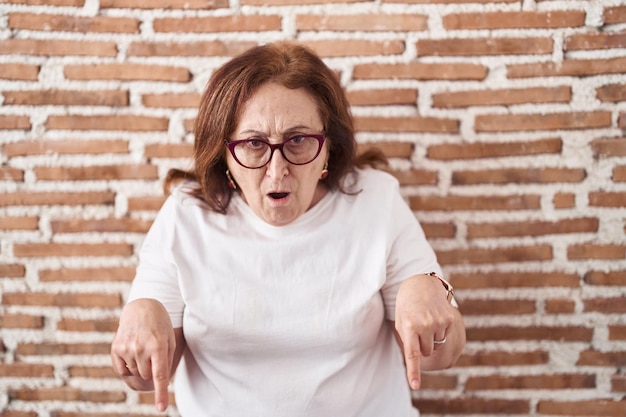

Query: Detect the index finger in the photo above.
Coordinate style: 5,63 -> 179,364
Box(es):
151,351 -> 170,412
403,336 -> 422,390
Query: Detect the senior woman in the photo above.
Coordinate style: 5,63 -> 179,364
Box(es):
111,42 -> 465,417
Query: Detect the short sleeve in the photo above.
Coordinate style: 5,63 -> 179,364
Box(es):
380,182 -> 442,320
127,196 -> 185,327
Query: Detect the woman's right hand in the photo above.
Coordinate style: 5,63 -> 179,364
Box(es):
111,298 -> 178,412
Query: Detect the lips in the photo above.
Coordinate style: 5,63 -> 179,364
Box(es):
268,192 -> 289,200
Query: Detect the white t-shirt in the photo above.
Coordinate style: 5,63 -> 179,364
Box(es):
128,168 -> 442,417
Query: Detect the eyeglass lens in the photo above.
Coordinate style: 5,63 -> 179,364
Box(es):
232,135 -> 323,168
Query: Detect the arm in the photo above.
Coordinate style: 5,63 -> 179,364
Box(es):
393,273 -> 466,389
111,298 -> 186,412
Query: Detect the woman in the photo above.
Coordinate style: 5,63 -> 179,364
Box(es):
111,42 -> 465,417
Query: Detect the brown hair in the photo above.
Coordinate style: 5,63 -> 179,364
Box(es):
165,41 -> 386,213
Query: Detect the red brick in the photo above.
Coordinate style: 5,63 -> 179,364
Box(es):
303,39 -> 405,57
589,191 -> 626,207
459,299 -> 536,316
64,63 -> 190,82
604,6 -> 626,24
354,116 -> 459,133
592,137 -> 626,157
584,297 -> 626,314
0,63 -> 40,80
1,191 -> 115,207
3,292 -> 121,308
0,166 -> 24,181
450,271 -> 580,289
565,32 -> 626,51
154,15 -> 282,33
45,115 -> 169,131
443,11 -> 585,30
57,318 -> 118,332
537,399 -> 626,416
129,40 -> 254,57
3,89 -> 128,106
357,141 -> 414,158
4,139 -> 129,156
466,373 -> 595,390
9,387 -> 125,403
34,164 -> 158,181
467,326 -> 592,342
433,86 -> 570,108
245,0 -> 360,4
609,326 -> 626,341
567,244 -> 626,260
353,62 -> 487,80
420,374 -> 457,390
553,192 -> 576,209
417,37 -> 552,56
577,350 -> 626,367
453,167 -> 586,185
545,298 -> 576,314
409,194 -> 541,211
415,397 -> 530,414
467,217 -> 597,239
8,13 -> 139,33
347,88 -> 417,106
13,243 -> 133,258
127,196 -> 167,212
68,365 -> 117,379
475,111 -> 611,132
3,0 -> 84,4
0,216 -> 38,230
0,39 -> 117,57
144,143 -> 193,158
421,222 -> 456,239
507,57 -> 626,78
614,163 -> 626,181
0,362 -> 54,377
607,81 -> 626,99
0,115 -> 31,130
388,169 -> 438,186
101,0 -> 228,8
297,14 -> 427,32
51,218 -> 152,233
142,93 -> 201,109
0,263 -> 26,278
428,137 -> 562,159
585,270 -> 626,286
39,267 -> 135,282
0,314 -> 44,329
611,374 -> 626,392
456,350 -> 549,367
437,245 -> 552,265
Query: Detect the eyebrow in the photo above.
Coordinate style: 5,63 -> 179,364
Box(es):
238,125 -> 317,137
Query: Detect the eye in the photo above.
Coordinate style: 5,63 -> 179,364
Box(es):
289,135 -> 307,144
245,139 -> 267,150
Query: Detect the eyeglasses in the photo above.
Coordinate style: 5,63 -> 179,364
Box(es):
226,134 -> 325,169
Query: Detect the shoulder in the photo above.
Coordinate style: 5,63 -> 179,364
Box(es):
354,167 -> 400,193
169,180 -> 209,209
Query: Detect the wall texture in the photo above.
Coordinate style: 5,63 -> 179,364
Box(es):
1,0 -> 625,416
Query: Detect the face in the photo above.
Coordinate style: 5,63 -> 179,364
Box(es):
226,82 -> 329,227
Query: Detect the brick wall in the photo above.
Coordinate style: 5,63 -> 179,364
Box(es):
0,0 -> 625,416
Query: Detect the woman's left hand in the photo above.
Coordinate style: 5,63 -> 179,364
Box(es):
394,274 -> 465,390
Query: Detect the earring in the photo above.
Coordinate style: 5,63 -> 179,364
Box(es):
226,169 -> 237,190
320,162 -> 329,180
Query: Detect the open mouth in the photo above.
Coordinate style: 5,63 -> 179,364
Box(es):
268,192 -> 289,200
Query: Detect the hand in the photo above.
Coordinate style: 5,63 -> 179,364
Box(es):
394,274 -> 457,390
111,298 -> 176,412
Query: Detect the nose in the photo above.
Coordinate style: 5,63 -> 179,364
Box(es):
265,147 -> 289,179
